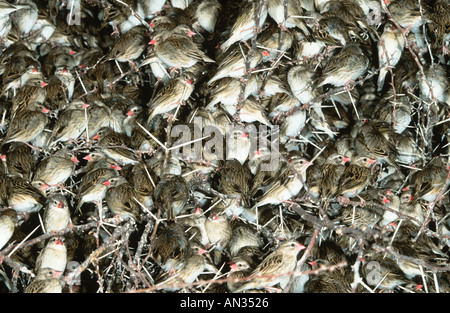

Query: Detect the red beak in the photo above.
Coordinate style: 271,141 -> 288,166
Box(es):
71,157 -> 79,163
83,155 -> 92,161
342,156 -> 350,163
57,201 -> 64,209
102,180 -> 110,186
149,39 -> 156,45
126,110 -> 134,116
56,238 -> 63,245
41,81 -> 49,87
295,243 -> 306,251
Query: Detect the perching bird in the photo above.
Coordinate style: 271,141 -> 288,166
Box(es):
377,22 -> 405,92
24,268 -> 63,293
316,42 -> 369,88
0,209 -> 18,250
35,236 -> 67,272
153,174 -> 190,221
219,0 -> 268,52
233,240 -> 305,293
103,25 -> 149,64
253,152 -> 312,210
149,24 -> 215,71
32,151 -> 79,190
204,210 -> 232,264
104,175 -> 140,221
43,193 -> 70,233
147,71 -> 196,121
156,241 -> 216,291
333,155 -> 376,199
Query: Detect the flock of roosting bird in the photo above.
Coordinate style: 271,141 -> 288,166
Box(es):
0,0 -> 449,293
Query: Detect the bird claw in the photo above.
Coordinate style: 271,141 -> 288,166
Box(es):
338,196 -> 350,207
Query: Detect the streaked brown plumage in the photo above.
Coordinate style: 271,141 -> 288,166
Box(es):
233,240 -> 305,293
105,175 -> 140,220
153,174 -> 190,221
24,268 -> 63,293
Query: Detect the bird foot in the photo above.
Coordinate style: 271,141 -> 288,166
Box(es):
169,66 -> 181,77
344,79 -> 356,92
337,196 -> 350,207
264,286 -> 282,293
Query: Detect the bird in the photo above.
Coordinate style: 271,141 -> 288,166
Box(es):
3,142 -> 35,179
386,0 -> 429,33
223,97 -> 272,126
75,170 -> 119,213
103,25 -> 149,64
219,0 -> 268,52
216,159 -> 253,208
373,96 -> 412,135
267,0 -> 310,34
227,255 -> 254,292
7,175 -> 47,214
24,268 -> 63,293
398,187 -> 425,226
32,151 -> 79,190
151,222 -> 190,273
0,209 -> 18,250
156,241 -> 216,292
315,42 -> 369,88
95,126 -> 141,166
417,63 -> 450,106
127,162 -> 156,208
221,127 -> 252,166
228,223 -> 265,258
333,155 -> 377,200
11,77 -> 48,116
319,153 -> 351,204
233,240 -> 305,293
352,121 -> 400,170
47,100 -> 89,147
312,15 -> 352,46
147,71 -> 196,121
207,47 -> 263,85
253,152 -> 312,210
377,22 -> 405,92
304,259 -> 351,293
11,0 -> 38,37
149,24 -> 215,71
43,193 -> 70,233
410,157 -> 448,205
104,175 -> 140,221
362,251 -> 413,292
153,174 -> 190,221
287,64 -> 322,119
192,0 -> 222,34
35,236 -> 68,273
2,102 -> 50,145
204,210 -> 232,265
